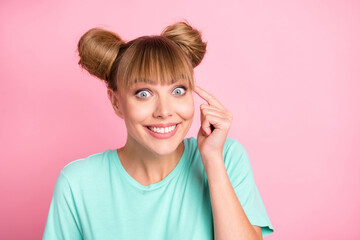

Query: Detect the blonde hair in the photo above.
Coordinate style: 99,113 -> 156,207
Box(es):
77,20 -> 207,92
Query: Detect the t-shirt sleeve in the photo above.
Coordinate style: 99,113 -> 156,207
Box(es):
223,138 -> 274,238
43,170 -> 83,240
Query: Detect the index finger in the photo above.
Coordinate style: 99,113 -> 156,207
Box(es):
193,85 -> 225,109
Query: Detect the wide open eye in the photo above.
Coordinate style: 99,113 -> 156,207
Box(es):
135,89 -> 152,99
172,86 -> 187,96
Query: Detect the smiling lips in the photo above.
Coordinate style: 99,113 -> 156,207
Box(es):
145,123 -> 179,139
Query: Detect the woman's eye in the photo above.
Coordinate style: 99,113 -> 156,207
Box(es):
135,90 -> 152,99
172,86 -> 187,96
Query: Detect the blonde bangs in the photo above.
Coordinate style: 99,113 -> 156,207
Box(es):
117,36 -> 194,91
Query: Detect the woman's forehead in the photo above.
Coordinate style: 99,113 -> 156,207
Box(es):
124,76 -> 191,87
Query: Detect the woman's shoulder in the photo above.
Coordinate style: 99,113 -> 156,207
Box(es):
60,149 -> 114,180
223,137 -> 247,154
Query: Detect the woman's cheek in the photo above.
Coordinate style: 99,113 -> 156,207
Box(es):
125,101 -> 153,122
178,96 -> 195,120
137,107 -> 153,121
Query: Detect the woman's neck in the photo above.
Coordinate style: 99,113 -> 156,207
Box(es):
117,138 -> 184,186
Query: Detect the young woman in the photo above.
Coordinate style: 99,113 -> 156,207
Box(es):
43,21 -> 273,239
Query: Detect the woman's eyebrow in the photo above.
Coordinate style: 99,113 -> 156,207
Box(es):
133,78 -> 187,86
145,79 -> 180,85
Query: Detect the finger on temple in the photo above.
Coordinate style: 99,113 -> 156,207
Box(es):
194,85 -> 225,109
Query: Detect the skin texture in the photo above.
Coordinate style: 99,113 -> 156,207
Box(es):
107,80 -> 194,184
108,82 -> 263,239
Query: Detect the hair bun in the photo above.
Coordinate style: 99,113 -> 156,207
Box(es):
161,21 -> 207,68
78,28 -> 125,81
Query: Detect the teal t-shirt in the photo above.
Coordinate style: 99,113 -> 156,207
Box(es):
43,137 -> 274,239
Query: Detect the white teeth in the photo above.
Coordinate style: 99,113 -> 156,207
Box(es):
148,125 -> 177,134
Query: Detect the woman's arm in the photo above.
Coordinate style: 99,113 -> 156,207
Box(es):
205,158 -> 262,240
193,86 -> 264,240
43,171 -> 83,240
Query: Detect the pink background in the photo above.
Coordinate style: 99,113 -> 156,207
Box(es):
1,0 -> 359,239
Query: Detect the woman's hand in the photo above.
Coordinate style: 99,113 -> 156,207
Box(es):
193,85 -> 233,167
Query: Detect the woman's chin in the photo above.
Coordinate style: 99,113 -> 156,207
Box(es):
147,141 -> 184,157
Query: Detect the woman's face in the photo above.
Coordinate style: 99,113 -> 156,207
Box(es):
114,79 -> 194,156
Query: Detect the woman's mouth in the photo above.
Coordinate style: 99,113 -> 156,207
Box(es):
147,124 -> 177,134
145,124 -> 179,139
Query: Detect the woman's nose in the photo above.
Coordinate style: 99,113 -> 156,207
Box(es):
153,95 -> 173,118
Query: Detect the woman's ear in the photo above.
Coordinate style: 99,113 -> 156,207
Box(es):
107,88 -> 124,119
